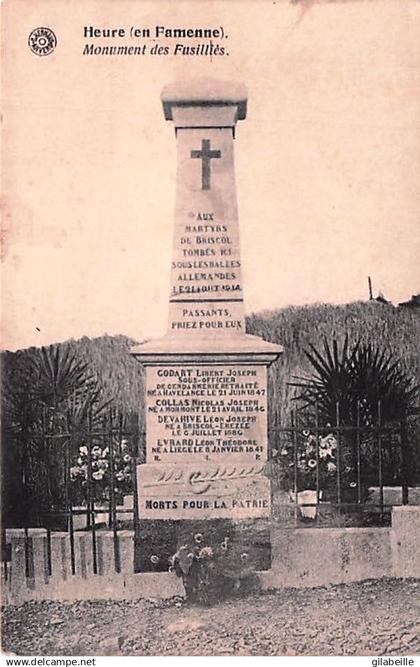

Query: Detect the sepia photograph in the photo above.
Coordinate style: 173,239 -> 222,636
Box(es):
1,0 -> 419,660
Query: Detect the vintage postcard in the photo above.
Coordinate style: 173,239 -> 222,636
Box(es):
1,0 -> 419,660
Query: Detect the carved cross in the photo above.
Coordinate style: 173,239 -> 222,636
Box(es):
190,139 -> 221,190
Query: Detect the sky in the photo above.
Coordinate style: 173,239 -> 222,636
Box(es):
2,0 -> 420,351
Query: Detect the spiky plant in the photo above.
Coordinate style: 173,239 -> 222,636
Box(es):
34,344 -> 94,409
291,336 -> 418,427
348,343 -> 419,425
2,344 -> 111,524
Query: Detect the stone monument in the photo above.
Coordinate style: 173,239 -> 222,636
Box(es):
131,79 -> 282,521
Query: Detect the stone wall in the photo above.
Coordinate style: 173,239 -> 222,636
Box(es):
391,507 -> 420,579
260,527 -> 392,589
3,507 -> 419,605
2,529 -> 183,605
260,507 -> 419,590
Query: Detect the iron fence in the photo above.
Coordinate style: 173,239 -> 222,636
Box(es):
2,408 -> 144,580
1,403 -> 417,580
269,401 -> 416,526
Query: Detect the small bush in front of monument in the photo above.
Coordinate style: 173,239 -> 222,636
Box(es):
170,533 -> 258,606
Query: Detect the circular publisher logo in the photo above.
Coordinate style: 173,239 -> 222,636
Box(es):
28,27 -> 57,56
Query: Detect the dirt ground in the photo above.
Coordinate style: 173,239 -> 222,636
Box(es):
2,578 -> 419,656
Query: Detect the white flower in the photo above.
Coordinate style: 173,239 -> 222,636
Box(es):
198,546 -> 213,559
240,552 -> 248,561
327,435 -> 337,450
280,449 -> 288,456
123,454 -> 131,463
77,457 -> 83,466
349,482 -> 357,488
70,466 -> 80,480
271,448 -> 278,457
303,430 -> 310,437
308,459 -> 317,468
150,554 -> 159,564
327,462 -> 337,472
92,470 -> 104,481
91,446 -> 102,458
194,533 -> 203,544
116,471 -> 125,481
79,446 -> 88,456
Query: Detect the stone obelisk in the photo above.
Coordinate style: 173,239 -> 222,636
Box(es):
131,79 -> 282,520
165,79 -> 246,336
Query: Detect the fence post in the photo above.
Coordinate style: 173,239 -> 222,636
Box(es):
8,529 -> 27,599
356,401 -> 362,504
378,401 -> 384,521
131,412 -> 141,573
315,404 -> 320,511
64,429 -> 76,575
109,412 -> 121,573
335,402 -> 341,518
292,410 -> 298,525
400,414 -> 409,505
86,410 -> 98,574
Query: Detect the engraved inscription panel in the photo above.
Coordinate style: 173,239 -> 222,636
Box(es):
146,365 -> 268,464
138,462 -> 271,520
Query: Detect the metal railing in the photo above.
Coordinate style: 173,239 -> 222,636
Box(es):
2,403 -> 417,580
2,408 -> 144,579
268,401 -> 416,526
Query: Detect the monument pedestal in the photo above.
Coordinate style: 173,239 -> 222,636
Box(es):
132,333 -> 281,521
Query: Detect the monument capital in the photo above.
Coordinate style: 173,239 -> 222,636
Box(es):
161,78 -> 247,129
